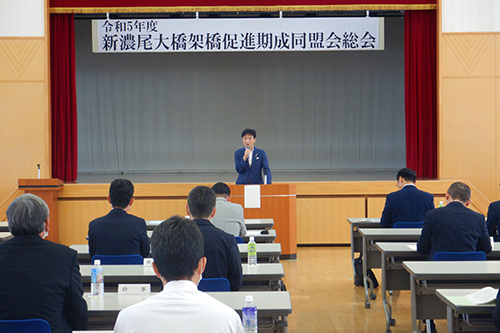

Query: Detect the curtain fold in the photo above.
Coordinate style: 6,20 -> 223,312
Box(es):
404,10 -> 437,179
50,14 -> 78,181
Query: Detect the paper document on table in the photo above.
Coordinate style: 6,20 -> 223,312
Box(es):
147,220 -> 163,226
244,185 -> 261,208
465,286 -> 498,304
407,244 -> 417,251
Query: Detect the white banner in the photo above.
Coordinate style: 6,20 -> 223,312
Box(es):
92,17 -> 384,53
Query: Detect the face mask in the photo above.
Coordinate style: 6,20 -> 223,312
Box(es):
43,231 -> 49,239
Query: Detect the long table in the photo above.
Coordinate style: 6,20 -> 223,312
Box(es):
0,231 -> 13,242
358,228 -> 422,308
145,229 -> 276,243
436,289 -> 497,333
85,291 -> 292,332
80,263 -> 285,292
71,243 -> 281,264
146,218 -> 274,230
374,242 -> 427,332
243,229 -> 277,243
347,217 -> 382,281
375,242 -> 500,332
237,243 -> 281,263
244,218 -> 274,230
0,222 -> 8,232
403,261 -> 500,333
87,229 -> 276,244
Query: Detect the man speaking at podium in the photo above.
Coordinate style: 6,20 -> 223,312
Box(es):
234,128 -> 272,185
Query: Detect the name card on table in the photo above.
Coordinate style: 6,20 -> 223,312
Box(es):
118,284 -> 151,294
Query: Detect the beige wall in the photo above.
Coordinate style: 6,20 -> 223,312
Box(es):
296,180 -> 453,244
438,0 -> 500,201
0,0 -> 51,203
55,180 -> 455,246
1,2 -> 500,244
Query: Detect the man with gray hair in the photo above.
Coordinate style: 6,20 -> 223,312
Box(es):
417,181 -> 492,260
417,182 -> 492,333
0,194 -> 88,333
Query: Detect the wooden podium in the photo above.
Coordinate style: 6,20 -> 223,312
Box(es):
229,184 -> 297,259
18,179 -> 64,243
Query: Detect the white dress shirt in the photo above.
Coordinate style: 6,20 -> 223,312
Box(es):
114,280 -> 244,333
248,148 -> 253,166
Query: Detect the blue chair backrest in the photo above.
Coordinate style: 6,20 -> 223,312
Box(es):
433,251 -> 487,261
393,221 -> 424,228
0,319 -> 52,333
198,278 -> 231,292
235,236 -> 244,244
92,254 -> 144,265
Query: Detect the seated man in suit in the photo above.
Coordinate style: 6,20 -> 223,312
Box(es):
486,200 -> 500,241
114,216 -> 243,333
417,181 -> 492,260
235,128 -> 272,185
187,185 -> 243,291
381,167 -> 435,228
88,178 -> 149,259
0,194 -> 88,333
211,182 -> 247,237
417,181 -> 491,333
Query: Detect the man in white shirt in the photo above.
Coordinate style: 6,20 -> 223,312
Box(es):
113,215 -> 244,333
211,182 -> 247,237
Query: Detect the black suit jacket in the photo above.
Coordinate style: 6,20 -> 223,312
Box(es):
193,219 -> 243,291
0,234 -> 88,333
493,289 -> 500,331
417,201 -> 492,260
486,200 -> 500,241
381,185 -> 435,228
88,209 -> 150,259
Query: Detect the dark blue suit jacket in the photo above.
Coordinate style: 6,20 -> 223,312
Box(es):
486,200 -> 500,241
88,209 -> 150,259
193,219 -> 243,291
493,289 -> 500,331
0,234 -> 88,333
235,147 -> 272,185
380,185 -> 435,228
417,201 -> 492,260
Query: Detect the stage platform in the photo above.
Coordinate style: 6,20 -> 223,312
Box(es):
74,170 -> 397,184
8,171 -> 461,248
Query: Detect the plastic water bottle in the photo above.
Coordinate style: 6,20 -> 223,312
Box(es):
248,236 -> 257,266
91,259 -> 104,297
242,295 -> 258,333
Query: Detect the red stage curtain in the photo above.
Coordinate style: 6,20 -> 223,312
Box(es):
50,14 -> 78,181
405,10 -> 437,179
